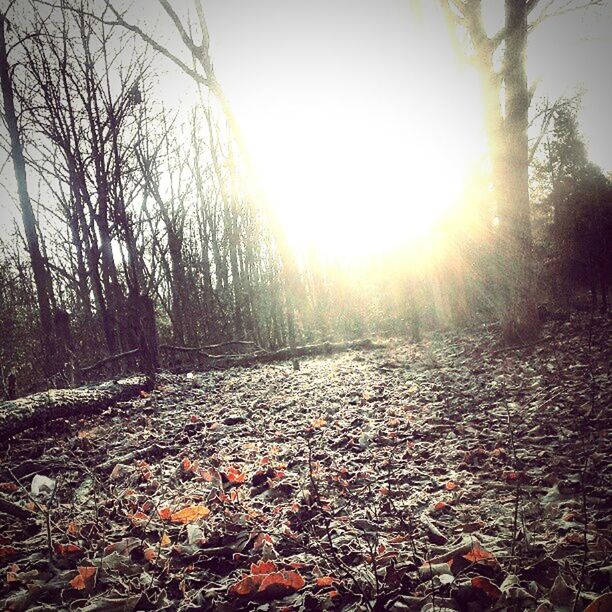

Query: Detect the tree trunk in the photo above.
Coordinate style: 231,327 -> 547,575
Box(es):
499,0 -> 539,342
0,15 -> 57,375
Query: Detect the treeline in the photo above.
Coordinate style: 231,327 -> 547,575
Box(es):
0,2 -> 610,397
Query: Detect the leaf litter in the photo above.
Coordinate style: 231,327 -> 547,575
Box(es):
0,313 -> 610,610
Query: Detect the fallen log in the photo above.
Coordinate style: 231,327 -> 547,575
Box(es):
160,339 -> 259,353
198,338 -> 381,369
0,376 -> 153,440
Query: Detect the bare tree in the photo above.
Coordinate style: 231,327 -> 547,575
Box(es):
439,0 -> 602,342
0,6 -> 57,374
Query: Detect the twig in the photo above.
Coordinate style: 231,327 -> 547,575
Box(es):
0,494 -> 36,520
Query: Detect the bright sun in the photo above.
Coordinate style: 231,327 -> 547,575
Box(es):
244,99 -> 484,263
222,4 -> 488,263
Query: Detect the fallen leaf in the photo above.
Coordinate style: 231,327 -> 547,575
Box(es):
230,575 -> 259,596
316,576 -> 335,587
251,560 -> 277,575
160,533 -> 171,547
70,566 -> 96,590
311,418 -> 327,428
471,576 -> 501,600
463,542 -> 498,567
584,593 -> 612,612
258,570 -> 305,596
128,511 -> 149,526
0,546 -> 18,558
158,507 -> 172,521
226,467 -> 246,484
445,480 -> 459,491
170,505 -> 210,524
6,564 -> 19,583
53,542 -> 83,555
67,522 -> 79,535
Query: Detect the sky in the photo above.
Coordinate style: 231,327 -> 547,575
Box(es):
1,0 -> 611,258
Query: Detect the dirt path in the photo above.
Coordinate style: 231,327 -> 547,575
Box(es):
1,314 -> 610,610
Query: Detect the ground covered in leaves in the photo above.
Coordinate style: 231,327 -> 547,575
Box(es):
1,313 -> 610,611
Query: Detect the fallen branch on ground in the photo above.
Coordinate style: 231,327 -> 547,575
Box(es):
82,338 -> 381,376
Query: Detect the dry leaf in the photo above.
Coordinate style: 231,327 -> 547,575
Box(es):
226,467 -> 246,484
170,505 -> 210,524
70,566 -> 96,590
316,576 -> 335,587
53,542 -> 82,555
159,534 -> 170,548
471,576 -> 501,600
463,542 -> 498,567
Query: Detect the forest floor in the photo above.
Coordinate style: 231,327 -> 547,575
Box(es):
0,312 -> 610,611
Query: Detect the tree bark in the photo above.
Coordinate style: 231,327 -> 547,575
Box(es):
499,0 -> 539,342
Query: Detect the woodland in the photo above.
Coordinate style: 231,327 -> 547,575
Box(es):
0,0 -> 610,610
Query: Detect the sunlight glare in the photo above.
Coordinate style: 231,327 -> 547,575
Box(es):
228,4 -> 487,263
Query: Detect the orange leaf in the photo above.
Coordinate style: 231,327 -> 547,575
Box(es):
251,560 -> 277,575
253,533 -> 273,549
53,543 -> 82,555
316,576 -> 335,587
70,566 -> 96,590
471,576 -> 501,600
445,481 -> 458,491
0,546 -> 18,558
190,415 -> 199,423
258,570 -> 305,595
434,501 -> 448,511
181,458 -> 192,471
289,561 -> 304,569
67,522 -> 79,535
128,511 -> 149,525
6,564 -> 19,583
170,505 -> 210,524
311,418 -> 327,428
158,507 -> 172,521
144,547 -> 157,561
70,574 -> 87,591
227,467 -> 246,484
160,533 -> 171,547
229,575 -> 259,596
463,543 -> 498,567
0,482 -> 18,493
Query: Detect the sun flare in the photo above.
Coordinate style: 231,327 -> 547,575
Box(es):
226,4 -> 488,263
243,98 -> 485,262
